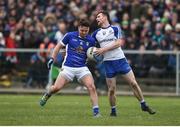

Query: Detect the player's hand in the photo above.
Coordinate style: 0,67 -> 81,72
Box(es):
94,48 -> 105,55
47,57 -> 54,70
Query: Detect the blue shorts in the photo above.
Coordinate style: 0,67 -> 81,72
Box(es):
104,58 -> 132,78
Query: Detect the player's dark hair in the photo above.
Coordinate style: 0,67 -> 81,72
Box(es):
78,18 -> 90,27
96,10 -> 110,22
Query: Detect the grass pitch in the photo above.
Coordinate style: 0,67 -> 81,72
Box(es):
0,94 -> 180,126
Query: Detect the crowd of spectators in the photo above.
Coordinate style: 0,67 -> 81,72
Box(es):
0,0 -> 180,88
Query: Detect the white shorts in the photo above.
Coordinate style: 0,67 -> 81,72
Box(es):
60,66 -> 92,81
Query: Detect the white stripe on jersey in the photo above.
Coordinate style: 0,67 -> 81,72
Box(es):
117,25 -> 121,38
94,25 -> 125,61
62,44 -> 68,67
59,33 -> 68,46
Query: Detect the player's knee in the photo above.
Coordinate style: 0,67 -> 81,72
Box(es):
106,80 -> 113,86
86,84 -> 96,92
108,86 -> 116,95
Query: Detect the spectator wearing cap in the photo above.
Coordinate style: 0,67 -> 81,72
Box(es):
174,23 -> 180,49
164,24 -> 173,49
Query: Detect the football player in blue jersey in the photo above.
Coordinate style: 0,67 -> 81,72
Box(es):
40,19 -> 100,117
92,10 -> 156,116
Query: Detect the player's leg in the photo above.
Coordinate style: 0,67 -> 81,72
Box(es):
78,67 -> 100,117
40,74 -> 69,106
81,75 -> 100,117
122,70 -> 144,101
106,77 -> 117,116
103,60 -> 117,116
122,70 -> 156,114
40,68 -> 73,106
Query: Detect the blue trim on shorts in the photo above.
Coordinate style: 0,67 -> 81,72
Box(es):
104,58 -> 132,78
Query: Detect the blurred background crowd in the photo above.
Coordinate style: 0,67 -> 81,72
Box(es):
0,0 -> 179,89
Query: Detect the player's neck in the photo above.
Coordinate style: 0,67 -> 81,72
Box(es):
78,33 -> 86,38
79,35 -> 86,38
101,22 -> 110,29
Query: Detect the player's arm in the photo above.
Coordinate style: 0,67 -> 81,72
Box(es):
51,42 -> 64,60
47,33 -> 69,69
47,42 -> 64,70
94,26 -> 124,55
95,38 -> 124,55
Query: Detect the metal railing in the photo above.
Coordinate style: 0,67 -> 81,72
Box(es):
124,50 -> 179,95
0,48 -> 179,95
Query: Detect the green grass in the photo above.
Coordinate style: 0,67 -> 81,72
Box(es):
0,94 -> 180,126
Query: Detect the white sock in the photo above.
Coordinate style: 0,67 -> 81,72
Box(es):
140,99 -> 145,103
111,106 -> 116,109
93,105 -> 99,109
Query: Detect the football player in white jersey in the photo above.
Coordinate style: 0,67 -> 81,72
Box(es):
40,19 -> 100,117
92,10 -> 156,116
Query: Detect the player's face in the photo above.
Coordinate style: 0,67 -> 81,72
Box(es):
78,26 -> 89,38
96,13 -> 105,26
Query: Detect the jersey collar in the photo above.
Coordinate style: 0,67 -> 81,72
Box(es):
101,24 -> 111,29
77,32 -> 87,39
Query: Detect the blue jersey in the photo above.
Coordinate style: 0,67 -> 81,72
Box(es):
60,31 -> 95,67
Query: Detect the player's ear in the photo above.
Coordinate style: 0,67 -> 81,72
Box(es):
78,26 -> 80,31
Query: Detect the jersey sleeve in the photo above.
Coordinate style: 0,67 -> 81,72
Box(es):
60,33 -> 70,46
112,26 -> 123,39
91,30 -> 98,42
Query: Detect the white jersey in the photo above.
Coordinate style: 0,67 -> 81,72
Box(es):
92,25 -> 125,61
